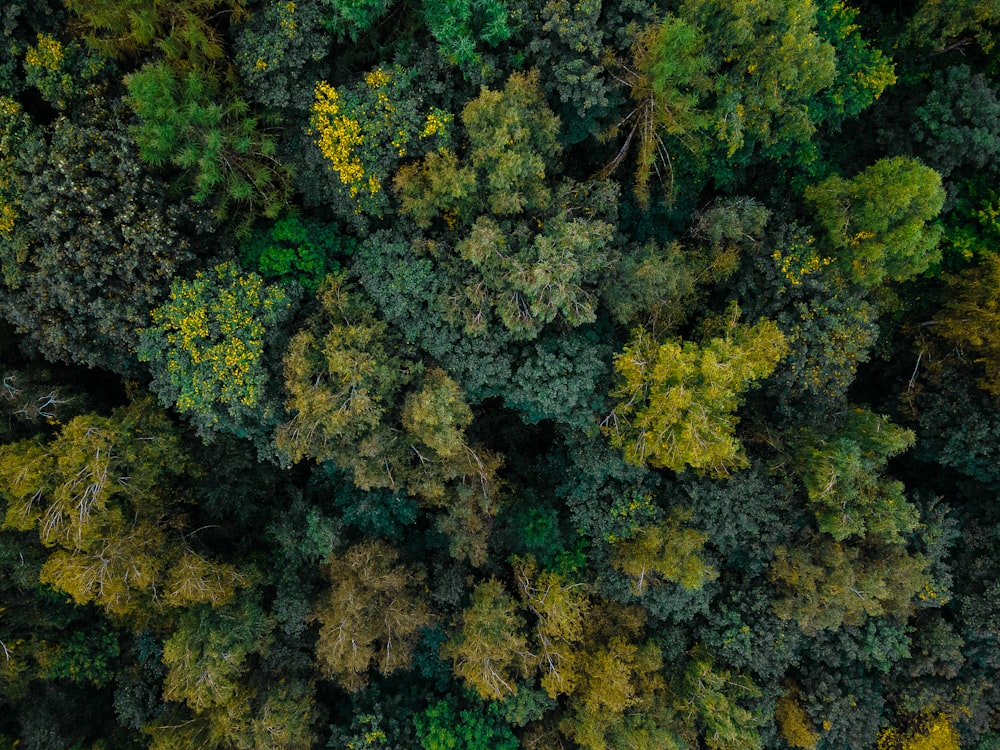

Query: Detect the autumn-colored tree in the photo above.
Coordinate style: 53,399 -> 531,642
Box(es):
513,556 -> 589,698
610,512 -> 717,594
605,305 -> 788,476
64,0 -> 247,64
441,578 -> 535,700
935,252 -> 1000,396
312,540 -> 434,691
0,398 -> 243,623
770,536 -> 931,634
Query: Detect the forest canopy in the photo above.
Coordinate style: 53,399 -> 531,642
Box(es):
1,0 -> 999,749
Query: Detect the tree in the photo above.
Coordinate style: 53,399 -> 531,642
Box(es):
512,556 -> 589,698
770,536 -> 931,634
605,305 -> 788,476
126,61 -> 292,231
0,98 -> 204,372
804,157 -> 946,286
441,578 -> 534,700
240,216 -> 354,293
797,409 -> 919,543
935,253 -> 1000,397
0,397 -> 243,623
138,261 -> 293,452
674,647 -> 763,750
599,15 -> 713,205
308,66 -> 447,220
678,0 -> 836,165
609,513 -> 717,594
64,0 -> 247,64
278,275 -> 502,563
312,540 -> 434,691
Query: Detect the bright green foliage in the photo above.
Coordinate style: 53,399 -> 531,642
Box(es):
935,253 -> 1000,397
804,157 -> 946,286
606,307 -> 788,476
798,409 -> 918,543
770,536 -> 931,634
513,556 -> 590,698
37,628 -> 119,686
64,0 -> 247,63
610,512 -> 717,594
126,62 -> 291,229
320,0 -> 393,41
813,0 -> 896,121
413,699 -> 518,750
312,540 -> 434,691
421,0 -> 512,72
601,15 -> 713,204
675,647 -> 763,750
679,0 -> 836,163
441,578 -> 534,700
139,262 -> 292,445
240,216 -> 352,293
0,99 -> 201,372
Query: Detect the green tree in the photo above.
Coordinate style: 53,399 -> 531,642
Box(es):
599,15 -> 713,205
312,540 -> 434,691
126,61 -> 292,231
240,216 -> 353,293
804,157 -> 946,286
138,261 -> 293,452
413,698 -> 518,750
605,305 -> 788,476
441,578 -> 534,700
674,647 -> 763,750
679,0 -> 836,164
797,409 -> 919,543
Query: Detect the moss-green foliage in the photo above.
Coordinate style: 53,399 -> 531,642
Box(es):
804,157 -> 946,286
